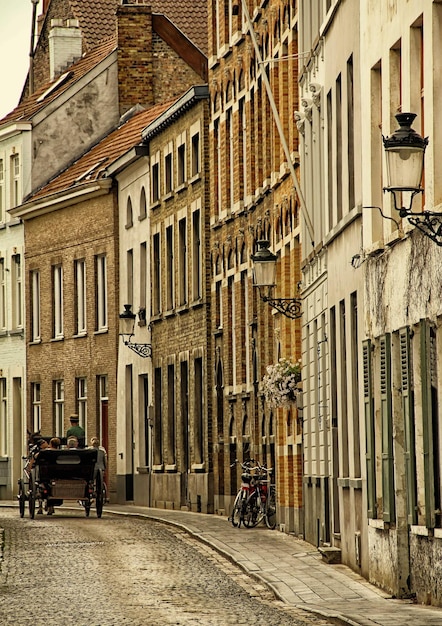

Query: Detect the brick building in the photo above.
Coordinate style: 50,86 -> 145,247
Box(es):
111,86 -> 211,509
208,0 -> 304,532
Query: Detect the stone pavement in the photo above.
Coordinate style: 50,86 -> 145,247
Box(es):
3,501 -> 442,625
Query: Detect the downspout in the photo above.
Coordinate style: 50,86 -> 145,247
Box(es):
239,0 -> 315,247
29,0 -> 40,95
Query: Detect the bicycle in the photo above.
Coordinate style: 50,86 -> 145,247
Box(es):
243,462 -> 277,530
229,459 -> 256,528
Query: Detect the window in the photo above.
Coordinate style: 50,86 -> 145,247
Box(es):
0,159 -> 3,222
0,258 -> 5,331
165,150 -> 173,194
12,254 -> 22,329
140,242 -> 147,312
152,231 -> 161,315
31,270 -> 41,341
192,208 -> 202,300
76,377 -> 87,432
154,367 -> 163,465
152,162 -> 159,203
11,154 -> 20,208
52,264 -> 63,338
95,254 -> 107,331
126,196 -> 133,228
139,187 -> 147,220
167,363 -> 175,465
0,378 -> 6,456
54,380 -> 64,437
166,224 -> 174,310
32,383 -> 41,433
74,260 -> 86,335
178,217 -> 187,305
177,142 -> 186,186
191,131 -> 200,177
194,357 -> 204,464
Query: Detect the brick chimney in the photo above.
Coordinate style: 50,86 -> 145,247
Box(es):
48,19 -> 82,80
117,0 -> 154,116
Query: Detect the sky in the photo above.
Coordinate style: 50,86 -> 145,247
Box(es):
0,0 -> 40,119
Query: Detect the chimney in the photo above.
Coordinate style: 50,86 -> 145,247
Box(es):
48,19 -> 82,80
117,0 -> 154,116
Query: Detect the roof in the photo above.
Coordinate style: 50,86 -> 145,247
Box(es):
1,37 -> 117,126
68,0 -> 119,51
27,98 -> 178,204
150,0 -> 208,55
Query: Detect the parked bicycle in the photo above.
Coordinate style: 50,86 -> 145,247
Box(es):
229,459 -> 256,528
229,459 -> 277,530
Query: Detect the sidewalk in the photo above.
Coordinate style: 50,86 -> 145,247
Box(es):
3,501 -> 442,625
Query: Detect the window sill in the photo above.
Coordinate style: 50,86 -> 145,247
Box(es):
191,463 -> 205,473
51,336 -> 64,342
73,332 -> 87,339
189,173 -> 201,185
164,191 -> 174,202
176,182 -> 187,194
29,338 -> 42,345
138,213 -> 147,222
152,464 -> 164,473
10,328 -> 24,337
150,200 -> 161,210
165,464 -> 177,472
94,328 -> 108,336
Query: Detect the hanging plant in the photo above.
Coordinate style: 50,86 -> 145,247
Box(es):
262,357 -> 301,408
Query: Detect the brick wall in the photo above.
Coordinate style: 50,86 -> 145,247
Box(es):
24,191 -> 119,495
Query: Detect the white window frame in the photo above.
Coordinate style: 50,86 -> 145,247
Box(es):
96,254 -> 108,331
54,379 -> 64,437
53,264 -> 63,338
75,259 -> 86,335
11,154 -> 20,208
12,254 -> 23,330
32,383 -> 41,433
0,378 -> 6,456
77,377 -> 87,432
31,269 -> 41,341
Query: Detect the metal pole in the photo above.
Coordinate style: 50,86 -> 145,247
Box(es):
240,0 -> 315,247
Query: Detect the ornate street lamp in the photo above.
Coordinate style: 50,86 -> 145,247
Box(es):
382,112 -> 442,246
251,240 -> 302,319
119,304 -> 152,358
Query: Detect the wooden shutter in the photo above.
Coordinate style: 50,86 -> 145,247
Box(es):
380,334 -> 395,523
363,340 -> 376,519
399,327 -> 417,525
420,319 -> 436,529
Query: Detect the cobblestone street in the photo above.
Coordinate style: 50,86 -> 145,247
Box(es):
0,509 -> 332,626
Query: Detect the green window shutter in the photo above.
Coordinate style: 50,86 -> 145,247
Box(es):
420,319 -> 436,529
399,327 -> 417,525
363,340 -> 376,519
380,334 -> 395,523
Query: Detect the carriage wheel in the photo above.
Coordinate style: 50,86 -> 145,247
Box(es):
28,477 -> 36,519
95,473 -> 104,518
18,480 -> 25,518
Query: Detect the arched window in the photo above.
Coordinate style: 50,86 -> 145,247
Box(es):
139,187 -> 147,220
126,196 -> 133,228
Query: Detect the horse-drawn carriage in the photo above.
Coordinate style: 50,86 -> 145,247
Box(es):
17,440 -> 105,519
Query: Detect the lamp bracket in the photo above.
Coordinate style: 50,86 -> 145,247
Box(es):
406,213 -> 442,247
123,337 -> 152,358
261,294 -> 302,319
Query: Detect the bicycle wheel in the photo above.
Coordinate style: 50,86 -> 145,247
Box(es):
265,485 -> 277,529
243,493 -> 261,528
230,490 -> 244,528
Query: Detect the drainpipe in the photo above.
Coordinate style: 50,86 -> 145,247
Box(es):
29,0 -> 39,95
